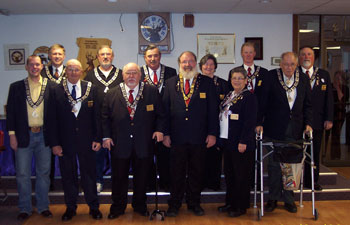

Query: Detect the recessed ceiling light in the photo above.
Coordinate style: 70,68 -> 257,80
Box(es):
107,0 -> 117,2
259,0 -> 272,3
299,29 -> 314,33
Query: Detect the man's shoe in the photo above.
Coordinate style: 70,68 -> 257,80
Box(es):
89,209 -> 103,220
17,212 -> 30,221
108,211 -> 124,219
284,202 -> 297,213
166,206 -> 179,217
134,208 -> 150,217
41,210 -> 53,218
188,205 -> 205,216
218,204 -> 231,212
96,183 -> 103,193
62,209 -> 76,221
228,208 -> 246,217
265,200 -> 277,212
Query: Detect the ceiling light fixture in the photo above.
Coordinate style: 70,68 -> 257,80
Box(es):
259,0 -> 272,3
299,29 -> 314,33
107,0 -> 117,2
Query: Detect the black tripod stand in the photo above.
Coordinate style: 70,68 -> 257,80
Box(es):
150,138 -> 166,221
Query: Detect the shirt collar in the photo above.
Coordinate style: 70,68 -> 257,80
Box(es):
27,75 -> 43,86
243,64 -> 254,73
301,66 -> 314,77
125,83 -> 140,95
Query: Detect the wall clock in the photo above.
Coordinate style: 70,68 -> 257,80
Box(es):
138,12 -> 171,54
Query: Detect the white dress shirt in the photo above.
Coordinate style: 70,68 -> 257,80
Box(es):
283,73 -> 297,110
244,64 -> 256,88
67,80 -> 82,117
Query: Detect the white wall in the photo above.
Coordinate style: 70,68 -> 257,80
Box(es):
0,13 -> 292,114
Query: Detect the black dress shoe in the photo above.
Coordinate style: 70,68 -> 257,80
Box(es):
62,209 -> 76,221
41,210 -> 53,218
218,204 -> 231,212
17,212 -> 30,221
228,208 -> 246,217
134,208 -> 150,217
188,205 -> 205,216
166,206 -> 179,217
265,200 -> 277,212
284,202 -> 297,213
108,211 -> 124,219
89,209 -> 102,220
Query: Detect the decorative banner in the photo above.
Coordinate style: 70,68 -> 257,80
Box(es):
76,37 -> 112,78
3,44 -> 29,70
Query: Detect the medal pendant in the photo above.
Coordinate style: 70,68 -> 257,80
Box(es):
286,80 -> 291,86
72,106 -> 77,113
287,95 -> 293,103
104,86 -> 109,93
32,110 -> 39,118
247,83 -> 252,91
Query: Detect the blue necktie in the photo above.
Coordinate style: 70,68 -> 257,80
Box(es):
71,85 -> 76,100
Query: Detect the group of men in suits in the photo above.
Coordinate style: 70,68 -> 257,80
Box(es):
7,41 -> 334,221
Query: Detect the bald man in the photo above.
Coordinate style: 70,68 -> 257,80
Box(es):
49,59 -> 102,221
257,52 -> 312,214
102,63 -> 165,219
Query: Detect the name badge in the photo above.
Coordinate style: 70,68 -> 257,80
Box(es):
257,80 -> 262,86
146,104 -> 154,111
200,92 -> 206,99
321,85 -> 327,91
230,114 -> 239,120
88,101 -> 93,107
220,94 -> 225,100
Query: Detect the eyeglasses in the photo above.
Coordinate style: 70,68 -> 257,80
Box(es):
231,77 -> 246,81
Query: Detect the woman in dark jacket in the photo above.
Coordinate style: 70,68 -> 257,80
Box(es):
219,67 -> 257,217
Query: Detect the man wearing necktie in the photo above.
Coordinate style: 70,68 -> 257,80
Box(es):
85,45 -> 123,193
48,59 -> 102,221
162,51 -> 218,217
141,45 -> 177,191
102,63 -> 165,219
299,46 -> 333,191
257,52 -> 313,214
41,44 -> 66,83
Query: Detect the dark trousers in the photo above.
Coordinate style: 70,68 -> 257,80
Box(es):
50,153 -> 56,186
304,129 -> 322,185
168,144 -> 206,208
148,143 -> 171,190
110,154 -> 152,214
204,145 -> 222,190
267,123 -> 296,204
59,150 -> 99,210
223,145 -> 254,210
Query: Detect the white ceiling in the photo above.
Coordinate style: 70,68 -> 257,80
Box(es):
0,0 -> 350,15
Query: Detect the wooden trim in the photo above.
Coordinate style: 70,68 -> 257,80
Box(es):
292,14 -> 299,53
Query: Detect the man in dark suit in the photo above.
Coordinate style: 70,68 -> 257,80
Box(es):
84,45 -> 123,193
141,44 -> 177,191
49,59 -> 102,221
102,62 -> 165,219
257,52 -> 313,213
41,44 -> 66,84
162,51 -> 218,217
228,42 -> 268,97
6,55 -> 54,220
40,44 -> 66,190
299,46 -> 333,190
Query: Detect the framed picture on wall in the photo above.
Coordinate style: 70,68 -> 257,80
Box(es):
245,37 -> 263,60
3,44 -> 29,70
197,33 -> 235,64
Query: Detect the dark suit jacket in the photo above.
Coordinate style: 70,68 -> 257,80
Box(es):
223,90 -> 257,152
141,64 -> 177,96
162,74 -> 219,146
102,83 -> 166,159
6,78 -> 56,147
259,68 -> 313,140
213,75 -> 229,103
48,80 -> 101,155
299,66 -> 334,130
84,66 -> 123,110
40,65 -> 66,83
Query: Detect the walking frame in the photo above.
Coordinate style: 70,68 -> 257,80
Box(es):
253,130 -> 319,221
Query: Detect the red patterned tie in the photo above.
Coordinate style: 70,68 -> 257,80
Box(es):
54,68 -> 59,79
153,70 -> 158,85
247,67 -> 254,93
185,79 -> 190,105
128,89 -> 134,117
306,70 -> 312,89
